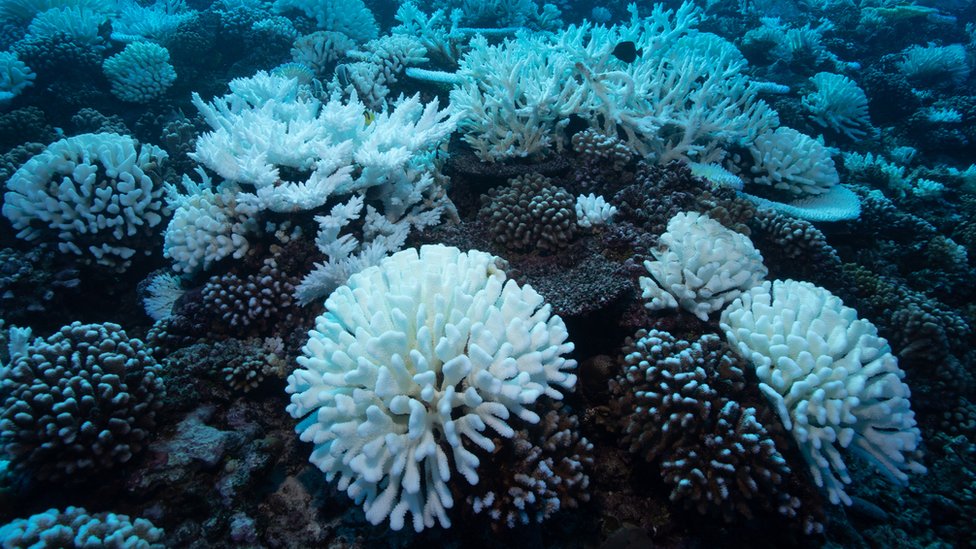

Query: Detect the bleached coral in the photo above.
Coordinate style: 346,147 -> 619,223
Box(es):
102,41 -> 177,102
0,507 -> 163,548
287,245 -> 577,531
0,52 -> 35,105
640,212 -> 767,320
688,161 -> 744,190
802,72 -> 874,140
575,193 -> 616,228
110,0 -> 195,43
749,127 -> 840,197
0,0 -> 115,23
2,133 -> 168,271
450,2 -> 776,163
746,17 -> 845,69
190,71 -> 456,214
291,31 -> 355,76
334,34 -> 429,108
295,194 -> 447,304
444,0 -> 560,30
911,178 -> 945,198
898,43 -> 970,87
142,272 -> 184,321
392,2 -> 464,65
28,6 -> 107,46
842,151 -> 910,196
162,169 -> 259,274
273,0 -> 377,42
721,280 -> 925,506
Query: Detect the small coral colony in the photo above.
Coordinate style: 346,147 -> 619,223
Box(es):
0,0 -> 974,546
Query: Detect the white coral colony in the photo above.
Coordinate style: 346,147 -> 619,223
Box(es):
640,211 -> 767,320
286,245 -> 577,531
720,280 -> 925,505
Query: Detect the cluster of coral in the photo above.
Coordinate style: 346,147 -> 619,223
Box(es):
0,0 -> 973,546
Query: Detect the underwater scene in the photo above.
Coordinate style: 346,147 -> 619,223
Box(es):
1,0 -> 976,547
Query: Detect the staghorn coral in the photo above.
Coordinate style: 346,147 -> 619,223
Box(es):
480,173 -> 577,253
451,3 -> 775,163
0,322 -> 165,482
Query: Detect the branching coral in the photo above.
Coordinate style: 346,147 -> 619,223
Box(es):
802,72 -> 874,141
163,170 -> 259,275
273,0 -> 377,42
467,403 -> 592,530
200,262 -> 301,337
721,279 -> 926,506
639,211 -> 767,320
0,506 -> 163,548
189,70 -> 456,214
102,42 -> 177,103
0,50 -> 34,104
450,2 -> 776,163
2,132 -> 168,272
286,245 -> 577,532
748,127 -> 839,197
610,328 -> 797,521
0,322 -> 165,481
479,174 -> 577,253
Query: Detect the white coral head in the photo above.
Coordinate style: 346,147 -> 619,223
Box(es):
720,279 -> 925,506
286,244 -> 576,532
640,211 -> 766,320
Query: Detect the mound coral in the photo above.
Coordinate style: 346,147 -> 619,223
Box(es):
0,322 -> 165,481
286,245 -> 577,531
480,174 -> 577,253
0,506 -> 163,548
640,211 -> 767,320
102,42 -> 176,103
720,279 -> 926,505
2,132 -> 168,271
